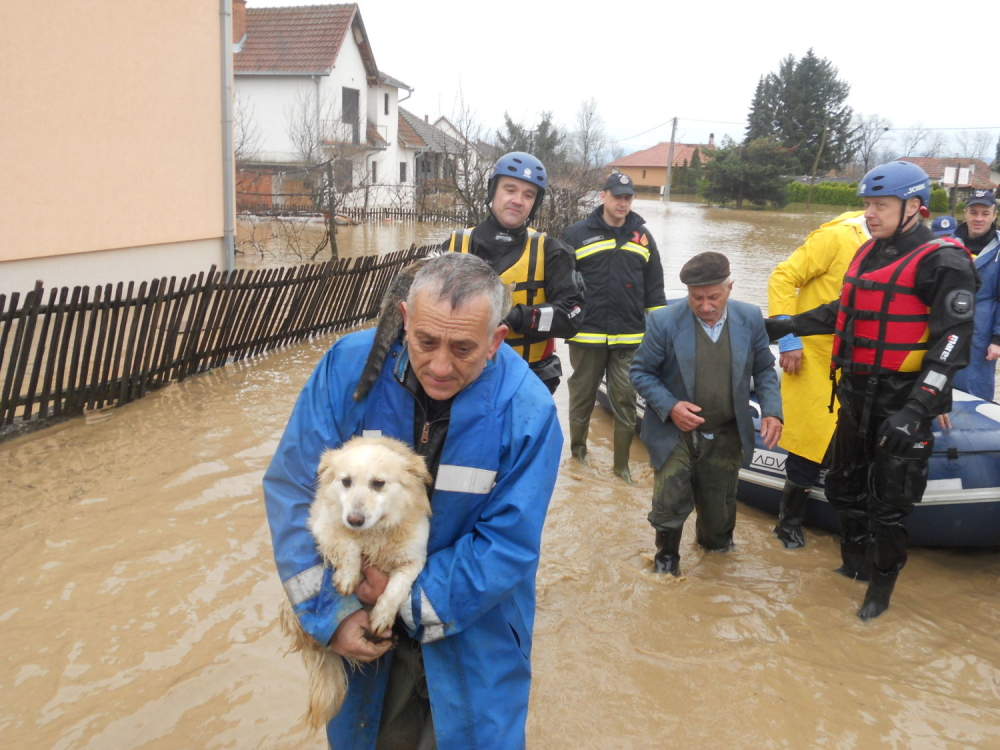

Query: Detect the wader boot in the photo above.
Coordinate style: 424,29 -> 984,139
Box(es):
569,418 -> 589,466
857,570 -> 898,621
613,427 -> 635,485
773,481 -> 809,549
834,514 -> 873,582
653,528 -> 682,576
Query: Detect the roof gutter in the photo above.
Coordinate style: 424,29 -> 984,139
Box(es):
220,0 -> 236,273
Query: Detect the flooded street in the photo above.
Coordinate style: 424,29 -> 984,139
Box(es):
3,199 -> 999,748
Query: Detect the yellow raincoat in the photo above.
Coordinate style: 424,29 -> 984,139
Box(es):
767,211 -> 869,463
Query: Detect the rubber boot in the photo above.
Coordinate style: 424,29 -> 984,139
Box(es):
613,427 -> 635,485
653,528 -> 682,576
570,444 -> 588,466
773,481 -> 809,549
857,570 -> 898,621
834,513 -> 873,582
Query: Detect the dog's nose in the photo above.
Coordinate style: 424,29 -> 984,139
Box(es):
347,513 -> 366,528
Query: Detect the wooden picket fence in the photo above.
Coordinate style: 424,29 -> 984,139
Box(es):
0,245 -> 434,439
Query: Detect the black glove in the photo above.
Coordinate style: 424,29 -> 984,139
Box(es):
504,305 -> 525,331
764,316 -> 794,342
876,404 -> 929,457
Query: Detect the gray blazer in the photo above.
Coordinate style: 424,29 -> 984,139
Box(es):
630,299 -> 782,471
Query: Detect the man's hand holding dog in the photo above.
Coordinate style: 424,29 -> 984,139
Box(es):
330,609 -> 393,662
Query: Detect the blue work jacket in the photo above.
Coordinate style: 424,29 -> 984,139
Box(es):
263,327 -> 562,748
953,229 -> 1000,401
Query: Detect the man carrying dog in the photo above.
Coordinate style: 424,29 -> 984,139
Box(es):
264,253 -> 563,747
630,252 -> 783,577
443,151 -> 585,393
561,173 -> 666,483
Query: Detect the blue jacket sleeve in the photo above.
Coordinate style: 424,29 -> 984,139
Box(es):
408,387 -> 562,640
750,312 -> 783,421
262,340 -> 365,646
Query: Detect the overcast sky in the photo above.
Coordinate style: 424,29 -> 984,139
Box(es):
245,0 -> 1000,157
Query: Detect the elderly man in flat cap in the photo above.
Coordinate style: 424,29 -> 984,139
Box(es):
630,252 -> 783,576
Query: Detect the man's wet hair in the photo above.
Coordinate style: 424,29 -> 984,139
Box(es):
408,253 -> 511,328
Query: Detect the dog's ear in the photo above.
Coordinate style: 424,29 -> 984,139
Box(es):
316,448 -> 341,487
406,453 -> 433,492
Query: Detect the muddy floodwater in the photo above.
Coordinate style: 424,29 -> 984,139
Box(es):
3,199 -> 999,748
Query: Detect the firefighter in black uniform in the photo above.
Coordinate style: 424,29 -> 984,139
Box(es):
766,161 -> 980,620
561,173 -> 666,483
443,151 -> 584,393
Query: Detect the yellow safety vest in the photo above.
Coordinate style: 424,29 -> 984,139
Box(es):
448,228 -> 549,363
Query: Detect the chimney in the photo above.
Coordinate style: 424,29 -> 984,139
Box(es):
425,115 -> 429,123
233,0 -> 247,46
708,133 -> 715,149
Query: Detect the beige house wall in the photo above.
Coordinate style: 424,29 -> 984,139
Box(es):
1,1 -> 228,296
616,166 -> 668,190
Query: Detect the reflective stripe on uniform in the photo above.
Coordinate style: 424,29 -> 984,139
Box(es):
608,332 -> 644,346
621,241 -> 650,261
574,239 -> 615,261
435,464 -> 497,494
569,331 -> 608,345
419,588 -> 446,643
362,429 -> 382,438
283,564 -> 325,606
537,305 -> 554,332
646,305 -> 666,313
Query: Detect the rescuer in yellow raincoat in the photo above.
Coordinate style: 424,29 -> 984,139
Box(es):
766,210 -> 869,548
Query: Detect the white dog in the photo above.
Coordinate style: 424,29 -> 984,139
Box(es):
279,435 -> 432,730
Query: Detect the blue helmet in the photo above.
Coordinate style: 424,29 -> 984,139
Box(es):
487,151 -> 547,223
857,160 -> 931,207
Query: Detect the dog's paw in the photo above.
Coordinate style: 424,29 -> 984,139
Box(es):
332,567 -> 362,596
368,602 -> 396,636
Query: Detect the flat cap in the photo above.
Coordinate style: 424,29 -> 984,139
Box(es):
679,252 -> 730,286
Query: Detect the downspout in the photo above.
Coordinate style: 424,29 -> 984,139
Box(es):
220,0 -> 236,272
314,76 -> 322,155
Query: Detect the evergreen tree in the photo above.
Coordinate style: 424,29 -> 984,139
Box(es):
993,134 -> 1000,172
701,136 -> 796,209
743,50 -> 855,175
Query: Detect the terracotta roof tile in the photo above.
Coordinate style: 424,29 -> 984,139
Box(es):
398,108 -> 463,154
609,142 -> 713,169
905,157 -> 997,190
397,113 -> 425,149
236,4 -> 358,75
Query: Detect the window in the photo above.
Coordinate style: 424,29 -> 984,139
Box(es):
342,87 -> 360,144
371,160 -> 377,183
400,162 -> 407,183
384,93 -> 389,116
642,170 -> 646,179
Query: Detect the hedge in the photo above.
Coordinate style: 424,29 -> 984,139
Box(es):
785,181 -> 950,211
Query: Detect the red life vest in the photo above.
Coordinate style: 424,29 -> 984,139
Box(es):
831,238 -> 960,374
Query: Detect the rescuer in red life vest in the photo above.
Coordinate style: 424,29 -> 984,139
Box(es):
765,161 -> 980,621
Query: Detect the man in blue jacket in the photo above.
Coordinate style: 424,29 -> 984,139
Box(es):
952,189 -> 999,402
631,252 -> 783,576
263,253 -> 563,748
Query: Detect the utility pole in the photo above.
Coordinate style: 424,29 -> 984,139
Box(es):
948,164 -> 964,214
663,117 -> 678,202
806,125 -> 828,209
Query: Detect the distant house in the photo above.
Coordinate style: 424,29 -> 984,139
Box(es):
903,157 -> 997,201
233,2 -> 413,211
397,109 -> 464,184
2,1 -> 231,297
608,136 -> 716,192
